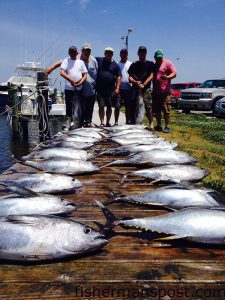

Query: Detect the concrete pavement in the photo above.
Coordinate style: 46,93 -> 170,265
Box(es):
91,103 -> 126,126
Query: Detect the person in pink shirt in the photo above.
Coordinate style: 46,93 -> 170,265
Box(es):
152,49 -> 176,133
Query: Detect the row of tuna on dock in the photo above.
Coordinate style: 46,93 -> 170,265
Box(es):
0,124 -> 224,262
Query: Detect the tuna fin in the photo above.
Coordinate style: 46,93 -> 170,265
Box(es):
7,186 -> 39,198
155,235 -> 188,241
6,215 -> 47,227
179,181 -> 192,187
150,179 -> 162,184
95,149 -> 106,156
95,200 -> 118,230
127,153 -> 137,158
23,254 -> 52,260
208,206 -> 225,211
100,161 -> 115,168
164,184 -> 191,190
120,173 -> 131,185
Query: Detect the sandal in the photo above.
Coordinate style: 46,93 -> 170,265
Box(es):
106,123 -> 111,127
99,124 -> 104,128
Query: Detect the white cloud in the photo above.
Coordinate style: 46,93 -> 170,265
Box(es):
79,0 -> 90,9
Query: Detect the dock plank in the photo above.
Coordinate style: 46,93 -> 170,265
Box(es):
0,136 -> 225,299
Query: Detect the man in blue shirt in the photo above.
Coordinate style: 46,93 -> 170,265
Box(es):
96,47 -> 122,127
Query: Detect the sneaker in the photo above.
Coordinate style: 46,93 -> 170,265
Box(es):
164,126 -> 170,133
154,125 -> 163,132
99,124 -> 104,128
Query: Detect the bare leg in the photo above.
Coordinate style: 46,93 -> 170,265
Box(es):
114,107 -> 120,125
163,95 -> 171,127
106,106 -> 112,125
99,106 -> 105,125
146,109 -> 154,129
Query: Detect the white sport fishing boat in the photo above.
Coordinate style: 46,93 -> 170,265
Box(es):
0,62 -> 65,116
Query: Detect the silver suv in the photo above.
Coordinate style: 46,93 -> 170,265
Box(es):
177,79 -> 225,111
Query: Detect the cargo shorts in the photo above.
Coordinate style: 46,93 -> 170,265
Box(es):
152,93 -> 171,114
142,88 -> 152,110
97,90 -> 120,109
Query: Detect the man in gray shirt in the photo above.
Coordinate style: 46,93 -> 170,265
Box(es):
79,43 -> 98,127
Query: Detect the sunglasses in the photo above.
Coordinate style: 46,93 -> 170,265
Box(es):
69,50 -> 78,55
105,51 -> 113,55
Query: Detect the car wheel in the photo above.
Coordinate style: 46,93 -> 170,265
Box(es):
212,99 -> 220,116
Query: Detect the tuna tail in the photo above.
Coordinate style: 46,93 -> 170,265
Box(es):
95,200 -> 119,230
99,132 -> 107,138
33,142 -> 45,150
100,161 -> 116,168
103,191 -> 125,205
0,180 -> 13,187
95,148 -> 106,156
12,155 -> 24,165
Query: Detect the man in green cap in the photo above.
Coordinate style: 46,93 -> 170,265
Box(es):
152,49 -> 176,133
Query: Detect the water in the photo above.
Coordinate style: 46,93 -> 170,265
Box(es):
0,114 -> 65,174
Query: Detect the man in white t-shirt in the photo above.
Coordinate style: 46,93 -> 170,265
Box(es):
60,46 -> 87,130
118,48 -> 132,124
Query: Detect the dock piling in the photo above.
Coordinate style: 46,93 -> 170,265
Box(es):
36,71 -> 50,141
8,83 -> 20,138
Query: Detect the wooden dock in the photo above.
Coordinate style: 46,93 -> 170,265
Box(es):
0,139 -> 225,299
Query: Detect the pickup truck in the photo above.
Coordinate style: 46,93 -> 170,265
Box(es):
177,79 -> 225,112
171,82 -> 201,108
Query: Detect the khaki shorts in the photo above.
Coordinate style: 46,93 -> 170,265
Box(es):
152,93 -> 171,114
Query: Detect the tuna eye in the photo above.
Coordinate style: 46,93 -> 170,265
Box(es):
84,227 -> 92,234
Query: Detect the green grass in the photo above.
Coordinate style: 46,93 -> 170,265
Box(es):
144,111 -> 225,191
173,113 -> 225,144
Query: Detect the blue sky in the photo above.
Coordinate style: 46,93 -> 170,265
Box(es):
0,0 -> 225,88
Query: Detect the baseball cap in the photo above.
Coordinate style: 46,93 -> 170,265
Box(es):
68,46 -> 77,53
138,46 -> 147,52
105,47 -> 114,52
154,49 -> 164,58
120,48 -> 128,54
82,43 -> 92,50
